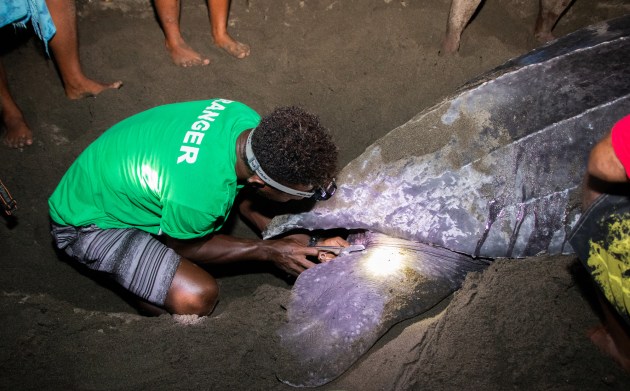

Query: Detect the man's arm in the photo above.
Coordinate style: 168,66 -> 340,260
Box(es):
588,133 -> 627,183
583,115 -> 630,208
166,233 -> 320,276
166,189 -> 350,275
238,195 -> 273,232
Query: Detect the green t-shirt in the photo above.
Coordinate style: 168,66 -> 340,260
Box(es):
49,99 -> 261,239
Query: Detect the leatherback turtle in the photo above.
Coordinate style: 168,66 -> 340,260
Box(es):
264,15 -> 630,387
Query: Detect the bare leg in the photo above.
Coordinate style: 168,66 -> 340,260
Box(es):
588,292 -> 630,372
46,0 -> 122,98
582,169 -> 627,361
441,0 -> 482,54
162,259 -> 219,315
209,0 -> 250,58
534,0 -> 573,43
154,0 -> 210,67
0,61 -> 33,148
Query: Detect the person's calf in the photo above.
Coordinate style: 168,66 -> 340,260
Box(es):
589,293 -> 630,372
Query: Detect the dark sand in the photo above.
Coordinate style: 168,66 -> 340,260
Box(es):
2,0 -> 630,389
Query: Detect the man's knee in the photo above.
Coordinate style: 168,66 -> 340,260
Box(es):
164,260 -> 220,315
181,283 -> 219,315
166,277 -> 219,315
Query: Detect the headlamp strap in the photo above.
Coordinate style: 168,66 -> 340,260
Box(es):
245,129 -> 315,198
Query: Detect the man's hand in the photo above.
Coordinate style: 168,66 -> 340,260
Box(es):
268,234 -> 351,276
267,236 -> 320,276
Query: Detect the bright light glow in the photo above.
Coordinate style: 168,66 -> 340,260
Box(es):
362,248 -> 405,277
140,164 -> 161,194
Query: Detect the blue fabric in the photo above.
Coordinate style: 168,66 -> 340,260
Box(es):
0,0 -> 56,48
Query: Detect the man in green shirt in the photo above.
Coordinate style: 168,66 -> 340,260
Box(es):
49,99 -> 346,315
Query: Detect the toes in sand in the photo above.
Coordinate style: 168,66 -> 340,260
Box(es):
2,115 -> 33,149
65,79 -> 123,100
440,34 -> 461,55
216,38 -> 250,59
535,31 -> 556,43
166,41 -> 211,67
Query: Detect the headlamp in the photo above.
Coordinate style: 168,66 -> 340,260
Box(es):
245,129 -> 336,201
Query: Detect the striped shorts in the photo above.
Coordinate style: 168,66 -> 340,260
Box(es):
50,223 -> 180,306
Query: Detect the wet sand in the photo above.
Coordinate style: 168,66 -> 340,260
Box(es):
1,0 -> 630,389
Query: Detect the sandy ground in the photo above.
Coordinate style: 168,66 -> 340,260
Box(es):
1,0 -> 630,389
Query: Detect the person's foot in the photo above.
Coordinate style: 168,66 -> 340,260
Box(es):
534,27 -> 555,43
588,324 -> 630,372
2,113 -> 33,148
166,40 -> 211,67
64,77 -> 123,100
440,33 -> 461,55
214,34 -> 250,59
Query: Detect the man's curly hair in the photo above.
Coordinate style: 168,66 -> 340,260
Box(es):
252,106 -> 338,187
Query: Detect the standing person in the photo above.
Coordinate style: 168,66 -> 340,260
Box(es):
0,0 -> 122,148
569,114 -> 630,372
154,0 -> 250,67
49,99 -> 347,316
0,61 -> 32,148
45,0 -> 122,99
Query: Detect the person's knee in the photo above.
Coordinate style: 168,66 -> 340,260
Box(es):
167,278 -> 219,316
165,261 -> 220,315
189,279 -> 219,315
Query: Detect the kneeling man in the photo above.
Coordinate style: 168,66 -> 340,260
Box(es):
49,99 -> 346,316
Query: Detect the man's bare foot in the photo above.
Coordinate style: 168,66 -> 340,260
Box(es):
440,33 -> 461,55
588,324 -> 630,372
214,35 -> 250,59
534,30 -> 556,44
2,114 -> 33,149
64,77 -> 123,100
166,40 -> 211,67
